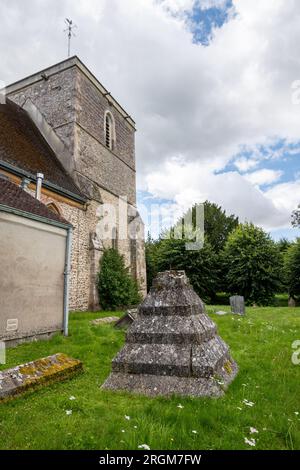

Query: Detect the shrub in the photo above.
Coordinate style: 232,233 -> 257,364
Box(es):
223,223 -> 283,305
145,235 -> 160,292
285,238 -> 300,300
97,248 -> 141,310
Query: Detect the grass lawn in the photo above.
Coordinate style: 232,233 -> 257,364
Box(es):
0,306 -> 300,450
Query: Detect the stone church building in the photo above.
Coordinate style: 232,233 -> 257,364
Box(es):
0,56 -> 146,311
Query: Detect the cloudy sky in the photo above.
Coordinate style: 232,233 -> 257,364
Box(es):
1,0 -> 300,240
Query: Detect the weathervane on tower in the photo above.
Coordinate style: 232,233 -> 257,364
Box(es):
64,18 -> 77,57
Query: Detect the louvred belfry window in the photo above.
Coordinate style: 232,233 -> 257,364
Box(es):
105,112 -> 114,150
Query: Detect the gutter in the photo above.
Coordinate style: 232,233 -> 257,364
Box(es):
0,160 -> 87,205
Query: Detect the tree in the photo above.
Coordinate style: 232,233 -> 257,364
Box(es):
203,201 -> 239,252
145,201 -> 238,294
292,205 -> 300,227
277,238 -> 292,254
98,248 -> 141,310
285,239 -> 300,300
155,237 -> 220,303
223,223 -> 283,305
178,202 -> 239,252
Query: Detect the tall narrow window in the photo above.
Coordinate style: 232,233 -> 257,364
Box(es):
104,111 -> 115,150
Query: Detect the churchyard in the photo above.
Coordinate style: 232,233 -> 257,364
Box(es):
0,305 -> 299,450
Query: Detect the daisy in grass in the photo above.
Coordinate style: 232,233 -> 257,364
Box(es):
244,437 -> 256,447
138,444 -> 150,450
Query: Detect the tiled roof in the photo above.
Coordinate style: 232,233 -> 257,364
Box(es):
0,177 -> 70,226
0,99 -> 84,200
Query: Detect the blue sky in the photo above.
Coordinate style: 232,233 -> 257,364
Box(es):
221,140 -> 300,190
188,0 -> 234,45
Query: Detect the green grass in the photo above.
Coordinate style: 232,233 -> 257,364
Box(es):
212,293 -> 289,306
0,307 -> 300,450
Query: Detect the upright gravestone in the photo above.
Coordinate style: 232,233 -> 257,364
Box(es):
288,297 -> 296,308
114,308 -> 138,329
102,270 -> 238,398
230,295 -> 245,316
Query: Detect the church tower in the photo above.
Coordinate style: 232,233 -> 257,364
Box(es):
5,56 -> 146,310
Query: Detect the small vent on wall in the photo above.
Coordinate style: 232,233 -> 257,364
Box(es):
6,319 -> 18,332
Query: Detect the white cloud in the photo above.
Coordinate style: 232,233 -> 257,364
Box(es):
265,180 -> 300,215
0,0 -> 299,232
159,0 -> 195,14
234,156 -> 259,172
160,0 -> 229,13
244,169 -> 283,187
145,159 -> 293,230
200,0 -> 230,9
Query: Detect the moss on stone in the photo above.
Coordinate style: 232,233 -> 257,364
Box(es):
224,360 -> 233,375
0,353 -> 83,402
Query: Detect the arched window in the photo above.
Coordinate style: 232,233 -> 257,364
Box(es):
104,111 -> 115,151
47,202 -> 61,216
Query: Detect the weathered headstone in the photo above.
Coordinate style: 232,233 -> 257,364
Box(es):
114,308 -> 138,329
102,270 -> 238,398
230,296 -> 245,315
0,353 -> 82,402
288,297 -> 297,308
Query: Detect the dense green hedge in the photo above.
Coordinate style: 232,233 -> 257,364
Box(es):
98,248 -> 141,310
285,238 -> 300,300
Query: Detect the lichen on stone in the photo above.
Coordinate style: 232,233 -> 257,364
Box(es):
0,353 -> 83,402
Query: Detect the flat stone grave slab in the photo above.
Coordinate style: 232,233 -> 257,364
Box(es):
91,316 -> 119,326
0,353 -> 83,402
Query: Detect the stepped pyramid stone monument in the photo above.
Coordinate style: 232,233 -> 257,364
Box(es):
102,271 -> 238,397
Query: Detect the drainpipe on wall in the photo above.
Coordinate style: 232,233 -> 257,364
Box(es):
63,226 -> 73,336
35,172 -> 44,200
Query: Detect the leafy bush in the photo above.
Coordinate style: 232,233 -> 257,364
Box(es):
155,237 -> 220,303
223,223 -> 283,305
285,238 -> 300,300
98,248 -> 141,310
